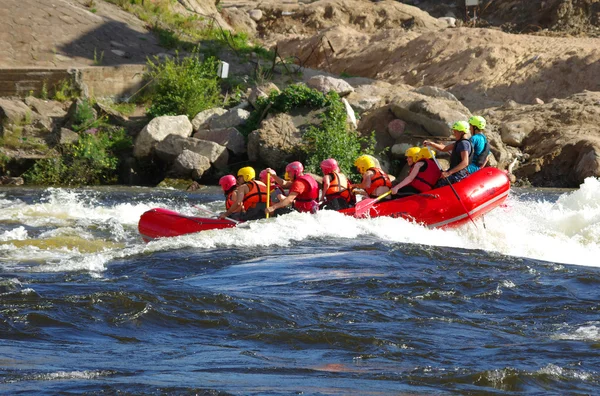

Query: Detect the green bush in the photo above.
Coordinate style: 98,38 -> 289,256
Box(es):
242,84 -> 375,180
301,92 -> 375,181
24,128 -> 132,186
145,51 -> 220,119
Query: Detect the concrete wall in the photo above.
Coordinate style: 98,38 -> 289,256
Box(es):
0,65 -> 147,99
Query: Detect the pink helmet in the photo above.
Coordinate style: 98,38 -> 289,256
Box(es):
285,161 -> 304,180
219,175 -> 237,192
259,169 -> 269,183
320,158 -> 339,175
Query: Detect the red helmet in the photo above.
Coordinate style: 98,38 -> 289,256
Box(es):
285,161 -> 304,180
219,175 -> 237,192
320,158 -> 339,175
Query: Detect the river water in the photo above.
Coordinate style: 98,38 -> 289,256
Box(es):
1,179 -> 600,395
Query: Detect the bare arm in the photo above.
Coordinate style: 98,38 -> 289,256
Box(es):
424,140 -> 454,153
442,150 -> 469,178
267,169 -> 292,189
321,174 -> 331,200
391,163 -> 422,194
266,192 -> 298,214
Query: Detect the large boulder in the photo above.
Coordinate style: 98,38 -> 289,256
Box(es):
171,149 -> 212,179
248,83 -> 280,109
247,113 -> 303,168
208,108 -> 251,130
307,75 -> 355,96
485,91 -> 600,187
389,93 -> 472,137
133,115 -> 192,158
154,135 -> 229,169
193,127 -> 246,155
191,108 -> 227,131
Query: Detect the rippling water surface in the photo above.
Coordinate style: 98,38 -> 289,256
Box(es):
1,180 -> 600,394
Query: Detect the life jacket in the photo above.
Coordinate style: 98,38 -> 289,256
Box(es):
450,136 -> 474,169
473,136 -> 490,167
365,167 -> 392,197
324,172 -> 352,203
409,159 -> 441,192
242,180 -> 267,211
293,174 -> 319,213
225,190 -> 237,210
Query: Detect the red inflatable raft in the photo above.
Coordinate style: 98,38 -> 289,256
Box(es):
138,167 -> 510,242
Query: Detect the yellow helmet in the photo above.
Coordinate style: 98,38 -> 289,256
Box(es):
418,148 -> 436,160
237,166 -> 256,182
468,116 -> 486,130
451,120 -> 470,134
404,147 -> 421,161
354,155 -> 376,174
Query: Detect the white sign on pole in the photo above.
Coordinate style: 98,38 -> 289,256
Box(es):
217,61 -> 229,79
465,0 -> 479,6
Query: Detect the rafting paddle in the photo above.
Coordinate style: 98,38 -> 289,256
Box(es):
354,190 -> 392,218
266,173 -> 271,219
193,205 -> 239,224
425,147 -> 478,228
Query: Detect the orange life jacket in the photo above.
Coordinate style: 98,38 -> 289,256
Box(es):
324,172 -> 352,203
409,159 -> 441,192
365,167 -> 391,197
225,190 -> 237,210
242,180 -> 267,211
294,174 -> 319,213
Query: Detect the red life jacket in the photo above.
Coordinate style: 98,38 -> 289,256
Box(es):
293,174 -> 319,213
242,180 -> 267,211
365,167 -> 391,197
324,172 -> 352,203
409,159 -> 441,192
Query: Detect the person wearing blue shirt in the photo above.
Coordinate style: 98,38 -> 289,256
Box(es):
467,116 -> 490,174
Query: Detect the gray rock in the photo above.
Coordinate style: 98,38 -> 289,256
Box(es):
155,135 -> 228,169
55,128 -> 80,145
501,120 -> 536,147
208,108 -> 250,130
133,115 -> 192,158
171,149 -> 211,179
414,86 -> 460,102
247,113 -> 302,167
193,127 -> 246,155
191,108 -> 227,131
248,9 -> 263,21
307,75 -> 355,96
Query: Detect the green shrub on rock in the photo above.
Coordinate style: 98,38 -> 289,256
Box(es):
244,84 -> 374,180
145,52 -> 220,119
24,128 -> 132,186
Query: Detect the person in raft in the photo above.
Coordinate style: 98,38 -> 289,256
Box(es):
259,168 -> 286,205
423,120 -> 473,187
219,166 -> 268,221
467,115 -> 490,174
353,154 -> 392,199
390,147 -> 442,197
319,158 -> 354,210
218,174 -> 244,220
265,161 -> 320,215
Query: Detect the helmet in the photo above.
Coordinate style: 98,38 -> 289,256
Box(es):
237,166 -> 256,182
418,148 -> 436,160
284,161 -> 304,181
354,155 -> 376,174
404,147 -> 421,162
219,175 -> 237,192
259,169 -> 270,184
468,115 -> 486,130
320,158 -> 339,175
451,120 -> 470,134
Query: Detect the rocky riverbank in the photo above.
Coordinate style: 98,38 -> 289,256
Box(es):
1,0 -> 599,188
